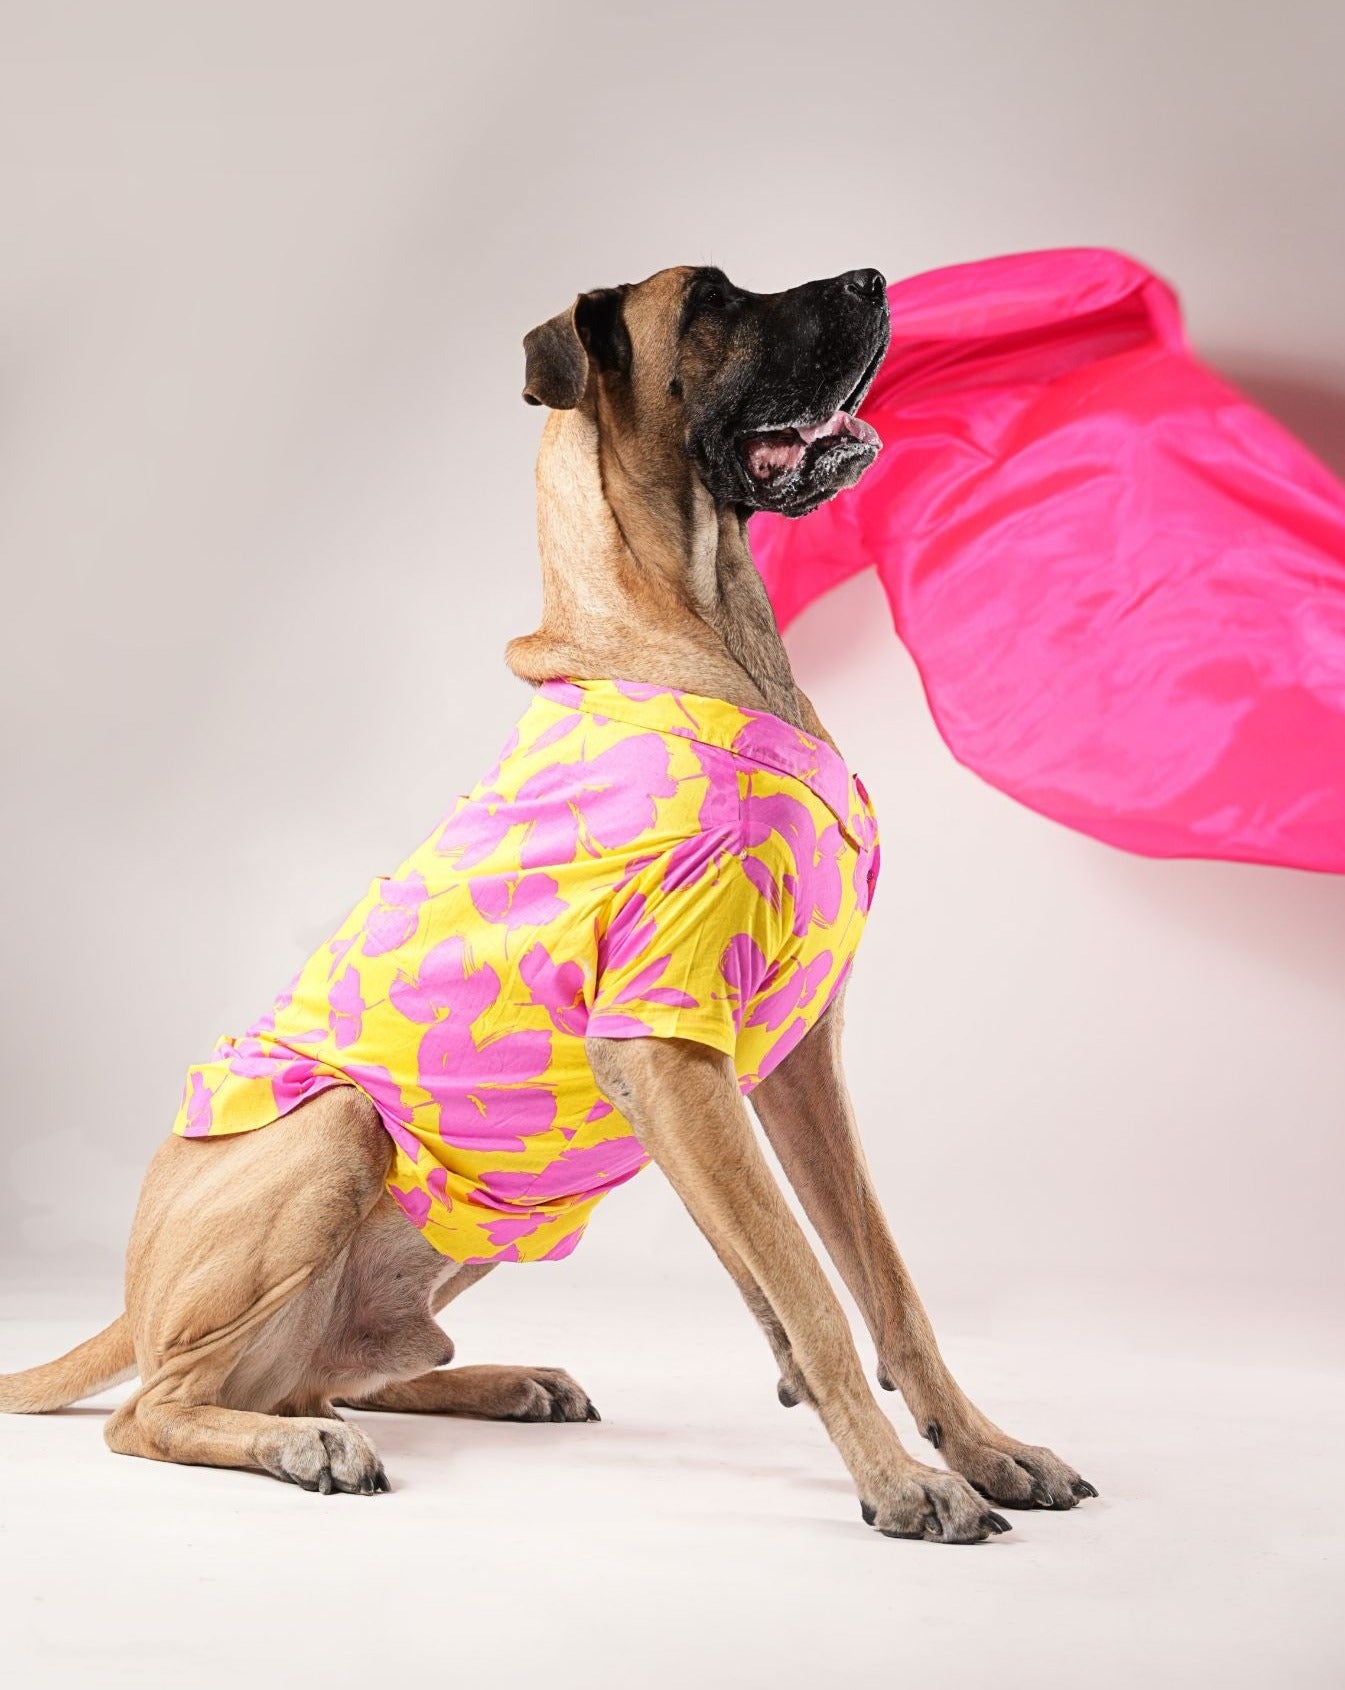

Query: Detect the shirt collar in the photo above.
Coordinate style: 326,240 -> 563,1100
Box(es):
536,676 -> 863,846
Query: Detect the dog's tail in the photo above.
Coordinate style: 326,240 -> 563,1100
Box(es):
0,1315 -> 136,1413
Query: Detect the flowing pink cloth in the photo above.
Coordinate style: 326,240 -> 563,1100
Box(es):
752,248 -> 1345,873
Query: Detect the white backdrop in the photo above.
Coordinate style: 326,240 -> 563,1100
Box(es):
4,7 -> 1344,1686
4,0 -> 1342,1318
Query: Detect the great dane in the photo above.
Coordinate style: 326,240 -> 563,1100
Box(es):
1,263 -> 1094,1542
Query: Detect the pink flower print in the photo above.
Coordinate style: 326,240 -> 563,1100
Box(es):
689,742 -> 737,832
741,790 -> 814,912
743,790 -> 844,938
389,1184 -> 432,1229
418,1019 -> 557,1153
583,1010 -> 656,1037
612,850 -> 663,894
389,936 -> 500,1027
718,932 -> 770,1032
181,1071 -> 215,1137
328,966 -> 365,1049
539,1228 -> 584,1261
383,938 -> 558,1151
214,1039 -> 343,1119
220,1034 -> 305,1082
269,1067 -> 343,1118
792,821 -> 845,932
658,829 -> 727,894
597,890 -> 657,977
528,714 -> 583,757
594,890 -> 698,1014
510,735 -> 678,868
518,943 -> 589,1036
611,680 -> 672,704
361,871 -> 429,957
478,1137 -> 648,1205
434,798 -> 515,870
538,680 -> 585,708
436,734 -> 676,871
326,932 -> 357,977
603,953 -> 698,1014
474,725 -> 521,791
480,1211 -> 558,1249
611,680 -> 705,741
433,1079 -> 557,1154
741,852 -> 784,913
861,838 -> 882,914
470,872 -> 568,932
748,949 -> 834,1032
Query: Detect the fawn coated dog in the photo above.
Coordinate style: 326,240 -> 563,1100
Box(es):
0,263 -> 1095,1541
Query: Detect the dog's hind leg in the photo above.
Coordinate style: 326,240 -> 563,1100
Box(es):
341,1365 -> 599,1422
334,1260 -> 600,1423
106,1088 -> 397,1491
105,1392 -> 390,1493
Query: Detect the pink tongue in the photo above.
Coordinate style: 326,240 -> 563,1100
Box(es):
796,409 -> 881,447
743,409 -> 881,482
745,437 -> 806,480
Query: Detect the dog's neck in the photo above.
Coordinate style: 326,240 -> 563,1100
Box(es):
506,405 -> 828,737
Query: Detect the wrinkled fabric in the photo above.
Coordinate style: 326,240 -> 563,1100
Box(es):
172,678 -> 879,1263
752,248 -> 1345,873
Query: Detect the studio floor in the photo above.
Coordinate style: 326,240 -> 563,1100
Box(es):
1,1268 -> 1341,1690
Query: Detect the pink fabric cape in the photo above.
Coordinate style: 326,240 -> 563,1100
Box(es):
751,248 -> 1345,874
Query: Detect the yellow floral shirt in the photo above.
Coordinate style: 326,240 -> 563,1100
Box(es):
173,678 -> 881,1263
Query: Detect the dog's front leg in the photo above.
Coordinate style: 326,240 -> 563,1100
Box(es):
683,1218 -> 812,1411
587,1034 -> 1009,1543
750,994 -> 1098,1511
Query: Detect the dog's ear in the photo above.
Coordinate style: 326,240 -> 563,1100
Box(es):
522,288 -> 629,408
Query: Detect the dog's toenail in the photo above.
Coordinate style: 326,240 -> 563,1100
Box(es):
877,1369 -> 896,1391
984,1511 -> 1012,1533
860,1501 -> 876,1525
1072,1478 -> 1098,1498
924,1420 -> 941,1449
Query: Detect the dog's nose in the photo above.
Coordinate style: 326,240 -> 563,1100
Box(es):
842,267 -> 887,303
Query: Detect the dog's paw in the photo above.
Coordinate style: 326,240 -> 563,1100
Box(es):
254,1417 -> 390,1495
498,1366 -> 601,1423
932,1426 -> 1097,1510
859,1465 -> 1012,1544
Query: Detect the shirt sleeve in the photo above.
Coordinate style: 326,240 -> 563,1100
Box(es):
587,828 -> 789,1056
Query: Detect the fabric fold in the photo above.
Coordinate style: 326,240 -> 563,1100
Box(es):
751,247 -> 1345,873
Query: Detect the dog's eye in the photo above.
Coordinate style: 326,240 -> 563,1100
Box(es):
699,285 -> 726,310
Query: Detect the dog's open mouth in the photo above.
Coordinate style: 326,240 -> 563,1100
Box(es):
739,409 -> 881,484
